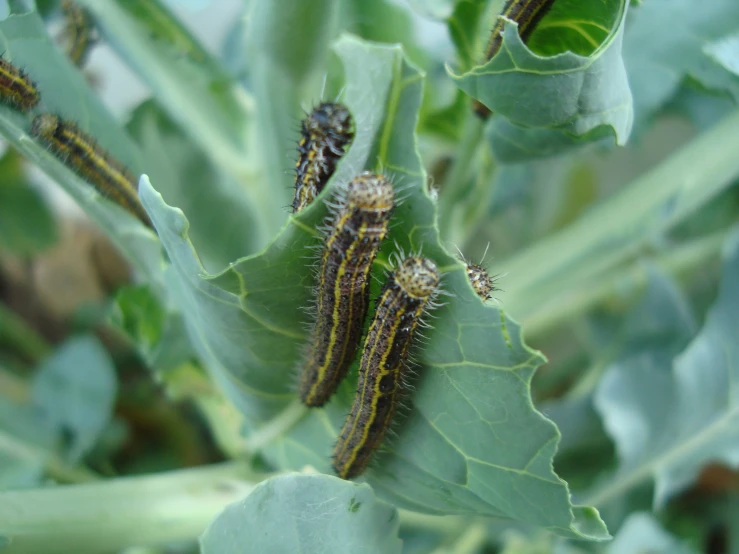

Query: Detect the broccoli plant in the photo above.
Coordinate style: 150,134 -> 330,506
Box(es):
0,0 -> 738,553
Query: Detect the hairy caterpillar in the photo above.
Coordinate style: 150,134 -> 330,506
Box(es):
0,58 -> 40,112
298,172 -> 394,407
466,262 -> 499,301
332,255 -> 441,479
60,0 -> 96,67
31,114 -> 152,228
473,0 -> 557,119
293,102 -> 354,213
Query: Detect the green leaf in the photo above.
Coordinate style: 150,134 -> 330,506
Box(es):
108,285 -> 193,372
0,150 -> 56,256
544,266 -> 696,493
0,10 -> 161,285
623,0 -> 739,131
127,100 -> 259,270
446,0 -> 486,71
486,119 -> 615,164
248,0 -> 338,84
0,393 -> 55,490
339,0 -> 428,68
140,35 -> 608,540
31,336 -> 117,463
450,0 -> 632,161
609,513 -> 697,554
586,227 -> 739,509
200,473 -> 402,554
704,32 -> 739,77
496,512 -> 697,554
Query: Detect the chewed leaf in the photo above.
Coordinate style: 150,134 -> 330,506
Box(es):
199,473 -> 402,554
449,0 -> 632,161
588,227 -> 739,509
140,35 -> 608,539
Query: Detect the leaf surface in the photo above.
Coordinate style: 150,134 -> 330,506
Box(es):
199,473 -> 402,554
623,0 -> 739,131
587,227 -> 739,509
31,336 -> 117,463
450,0 -> 632,161
140,35 -> 608,539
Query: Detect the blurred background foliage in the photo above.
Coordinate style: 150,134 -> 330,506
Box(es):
0,0 -> 738,553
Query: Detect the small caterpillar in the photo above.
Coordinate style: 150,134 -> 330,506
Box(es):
31,114 -> 152,228
332,255 -> 441,479
293,102 -> 354,213
60,0 -> 96,67
298,172 -> 394,407
0,58 -> 40,112
473,0 -> 557,119
466,263 -> 499,301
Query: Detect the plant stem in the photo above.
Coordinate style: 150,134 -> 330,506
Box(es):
397,511 -> 472,534
0,461 -> 260,554
459,149 -> 497,250
501,109 -> 739,326
523,230 -> 727,338
0,302 -> 51,364
439,113 -> 484,242
431,521 -> 489,554
244,399 -> 308,452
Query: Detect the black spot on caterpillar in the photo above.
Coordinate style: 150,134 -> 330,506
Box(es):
0,57 -> 40,112
293,102 -> 354,213
31,114 -> 152,228
332,255 -> 441,479
298,172 -> 394,407
473,0 -> 558,119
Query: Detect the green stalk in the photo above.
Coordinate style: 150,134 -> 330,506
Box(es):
501,109 -> 739,326
523,230 -> 727,338
438,113 -> 484,241
0,460 -> 480,554
0,462 -> 259,554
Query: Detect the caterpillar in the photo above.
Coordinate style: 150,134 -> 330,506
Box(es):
30,114 -> 152,228
0,58 -> 40,112
292,102 -> 354,213
298,172 -> 394,407
473,0 -> 557,119
466,262 -> 499,301
332,255 -> 441,479
60,0 -> 96,67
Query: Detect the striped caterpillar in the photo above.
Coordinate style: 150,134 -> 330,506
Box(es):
293,102 -> 354,213
0,58 -> 40,112
332,255 -> 441,479
31,114 -> 152,228
298,172 -> 394,407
